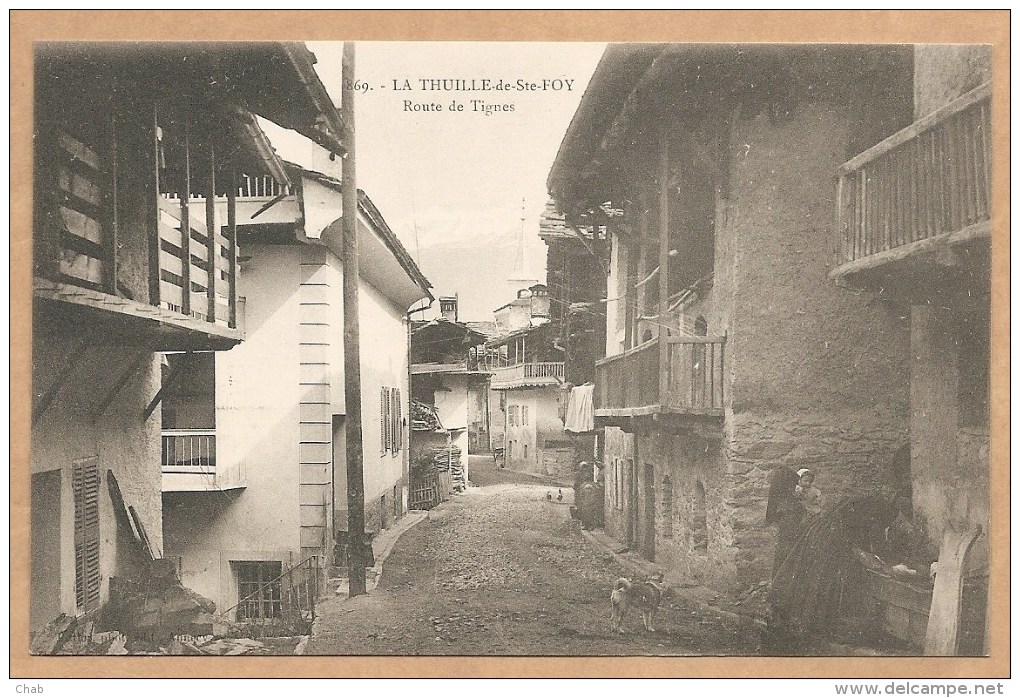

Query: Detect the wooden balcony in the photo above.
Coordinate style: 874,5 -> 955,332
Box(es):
489,361 -> 565,390
833,82 -> 991,284
595,335 -> 725,422
34,120 -> 243,351
157,196 -> 235,326
161,429 -> 245,492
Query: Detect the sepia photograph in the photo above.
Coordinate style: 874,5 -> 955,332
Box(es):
12,10 -> 1007,680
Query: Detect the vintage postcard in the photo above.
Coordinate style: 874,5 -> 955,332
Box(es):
10,10 -> 1009,680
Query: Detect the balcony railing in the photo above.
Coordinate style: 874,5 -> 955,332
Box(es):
158,196 -> 235,326
35,124 -> 241,351
161,429 -> 216,473
489,361 -> 565,389
836,82 -> 991,272
161,428 -> 246,492
595,335 -> 725,417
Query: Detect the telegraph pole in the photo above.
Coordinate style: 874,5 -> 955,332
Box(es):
341,41 -> 367,597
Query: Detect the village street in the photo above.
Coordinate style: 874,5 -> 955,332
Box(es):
306,456 -> 758,656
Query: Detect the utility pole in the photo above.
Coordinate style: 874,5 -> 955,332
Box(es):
341,41 -> 367,597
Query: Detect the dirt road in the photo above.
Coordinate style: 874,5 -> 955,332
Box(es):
306,456 -> 759,656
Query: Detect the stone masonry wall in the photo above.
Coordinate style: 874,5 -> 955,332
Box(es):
724,409 -> 908,589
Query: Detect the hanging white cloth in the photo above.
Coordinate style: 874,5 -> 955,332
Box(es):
564,383 -> 595,433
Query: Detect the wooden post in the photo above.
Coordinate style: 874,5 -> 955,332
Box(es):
657,127 -> 671,406
205,143 -> 217,323
227,168 -> 238,329
341,41 -> 367,598
106,110 -> 119,296
149,103 -> 162,308
180,117 -> 192,318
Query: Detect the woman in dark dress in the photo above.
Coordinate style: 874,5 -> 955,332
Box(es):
764,491 -> 905,653
766,466 -> 805,579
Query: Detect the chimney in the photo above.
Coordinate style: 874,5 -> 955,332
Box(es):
439,295 -> 458,322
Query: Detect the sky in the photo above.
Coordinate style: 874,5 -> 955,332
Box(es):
259,41 -> 605,320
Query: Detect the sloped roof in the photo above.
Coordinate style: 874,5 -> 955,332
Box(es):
287,163 -> 432,295
38,42 -> 346,157
464,321 -> 498,340
411,317 -> 487,346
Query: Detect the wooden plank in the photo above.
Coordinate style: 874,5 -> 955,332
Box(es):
657,128 -> 671,410
978,101 -> 990,218
60,229 -> 106,260
180,118 -> 192,317
159,249 -> 183,276
105,112 -> 119,296
924,525 -> 982,655
227,168 -> 238,329
58,132 -> 100,170
149,103 -> 162,307
188,241 -> 209,263
91,350 -> 150,423
57,166 -> 102,207
143,351 -> 191,421
829,219 -> 991,280
32,334 -> 91,426
945,115 -> 960,234
58,206 -> 102,246
160,279 -> 184,309
967,106 -> 984,221
60,254 -> 104,285
959,112 -> 975,226
55,188 -> 104,224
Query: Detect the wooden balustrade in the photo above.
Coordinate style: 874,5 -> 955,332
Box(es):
158,196 -> 234,326
489,361 -> 565,389
837,83 -> 991,268
595,336 -> 725,415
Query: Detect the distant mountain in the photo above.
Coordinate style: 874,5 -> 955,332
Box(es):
412,230 -> 547,321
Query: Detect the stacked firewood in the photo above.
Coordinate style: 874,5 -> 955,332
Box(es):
432,444 -> 465,491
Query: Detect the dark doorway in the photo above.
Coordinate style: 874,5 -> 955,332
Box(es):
626,458 -> 638,547
642,463 -> 656,561
31,469 -> 62,631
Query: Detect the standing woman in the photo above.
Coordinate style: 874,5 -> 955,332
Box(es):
765,466 -> 805,579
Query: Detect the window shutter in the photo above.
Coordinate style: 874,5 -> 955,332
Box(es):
384,387 -> 393,452
380,388 -> 387,453
73,457 -> 101,612
393,388 -> 402,452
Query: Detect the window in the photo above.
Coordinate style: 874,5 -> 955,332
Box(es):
73,457 -> 101,613
508,405 -> 518,427
521,405 -> 529,426
234,561 -> 282,621
380,387 -> 403,454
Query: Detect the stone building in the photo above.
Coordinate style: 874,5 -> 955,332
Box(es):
487,321 -> 569,476
161,166 -> 431,616
548,44 -> 924,591
409,312 -> 489,493
30,43 -> 346,635
829,46 -> 991,651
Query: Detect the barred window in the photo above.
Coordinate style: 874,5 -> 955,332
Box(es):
234,561 -> 282,621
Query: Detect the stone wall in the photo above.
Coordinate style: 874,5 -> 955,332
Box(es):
914,45 -> 992,118
32,315 -> 163,628
602,427 -> 635,545
724,409 -> 908,588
